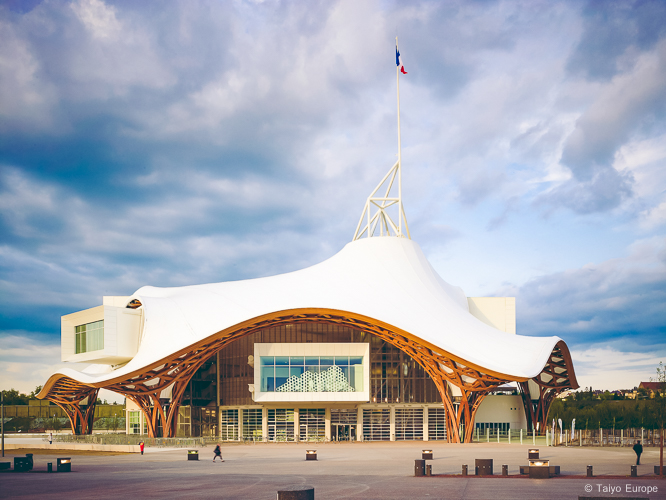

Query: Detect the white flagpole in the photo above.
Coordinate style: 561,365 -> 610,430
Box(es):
396,36 -> 402,237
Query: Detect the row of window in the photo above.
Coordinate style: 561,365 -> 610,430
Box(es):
259,355 -> 364,392
260,356 -> 363,366
75,320 -> 104,354
216,407 -> 447,442
218,324 -> 442,406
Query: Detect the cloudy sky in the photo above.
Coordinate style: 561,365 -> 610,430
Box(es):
1,0 -> 665,401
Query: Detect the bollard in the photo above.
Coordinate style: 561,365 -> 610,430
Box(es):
502,464 -> 508,476
475,459 -> 493,476
14,457 -> 30,472
587,465 -> 593,477
47,462 -> 53,473
426,464 -> 432,476
631,465 -> 637,477
276,486 -> 315,500
462,464 -> 468,476
56,458 -> 71,473
414,459 -> 425,477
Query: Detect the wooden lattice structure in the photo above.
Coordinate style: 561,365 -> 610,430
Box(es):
518,342 -> 578,434
44,377 -> 99,435
40,309 -> 578,442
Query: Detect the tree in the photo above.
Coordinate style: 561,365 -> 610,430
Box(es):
650,361 -> 665,476
29,386 -> 42,399
2,389 -> 29,405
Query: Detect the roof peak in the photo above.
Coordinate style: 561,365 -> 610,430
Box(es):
352,160 -> 410,240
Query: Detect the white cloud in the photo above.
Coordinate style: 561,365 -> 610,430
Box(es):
571,343 -> 666,391
639,201 -> 666,230
498,236 -> 666,341
1,0 -> 665,398
70,0 -> 121,40
0,18 -> 56,131
0,332 -> 124,403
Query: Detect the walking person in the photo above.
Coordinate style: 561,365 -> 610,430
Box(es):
139,441 -> 145,455
213,443 -> 223,462
49,432 -> 53,445
633,440 -> 643,465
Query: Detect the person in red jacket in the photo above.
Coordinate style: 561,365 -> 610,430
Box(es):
139,441 -> 145,455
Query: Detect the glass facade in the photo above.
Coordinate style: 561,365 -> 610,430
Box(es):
243,408 -> 263,441
395,408 -> 424,440
428,407 -> 447,440
299,409 -> 326,441
182,356 -> 217,406
220,409 -> 238,441
219,323 -> 440,406
363,408 -> 391,441
174,321 -> 448,440
260,356 -> 363,393
75,320 -> 104,354
128,411 -> 141,434
178,406 -> 218,437
268,408 -> 295,442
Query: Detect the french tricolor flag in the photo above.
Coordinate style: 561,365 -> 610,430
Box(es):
396,45 -> 407,74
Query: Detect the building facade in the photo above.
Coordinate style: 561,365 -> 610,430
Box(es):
38,163 -> 577,442
122,300 -> 528,441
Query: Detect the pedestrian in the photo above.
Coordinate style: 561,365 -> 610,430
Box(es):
213,443 -> 223,462
49,432 -> 53,445
633,440 -> 643,465
139,441 -> 145,455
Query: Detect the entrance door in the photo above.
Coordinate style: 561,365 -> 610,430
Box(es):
335,424 -> 356,441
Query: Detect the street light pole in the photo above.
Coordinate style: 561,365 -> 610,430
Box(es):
2,390 -> 5,457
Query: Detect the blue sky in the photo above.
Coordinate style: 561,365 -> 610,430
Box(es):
1,0 -> 665,401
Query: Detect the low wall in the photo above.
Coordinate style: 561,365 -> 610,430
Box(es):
2,443 -> 139,453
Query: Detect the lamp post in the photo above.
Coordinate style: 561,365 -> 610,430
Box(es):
2,390 -> 5,457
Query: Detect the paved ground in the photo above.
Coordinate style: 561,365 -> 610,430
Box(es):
1,441 -> 665,499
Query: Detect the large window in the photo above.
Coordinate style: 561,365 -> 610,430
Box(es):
243,409 -> 263,441
219,323 -> 441,406
220,409 -> 238,441
128,411 -> 141,434
428,408 -> 447,440
268,409 -> 295,442
395,408 -> 423,440
260,356 -> 363,393
363,408 -> 390,441
75,320 -> 104,354
299,408 -> 325,441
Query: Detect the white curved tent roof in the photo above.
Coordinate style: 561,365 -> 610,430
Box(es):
45,236 -> 564,388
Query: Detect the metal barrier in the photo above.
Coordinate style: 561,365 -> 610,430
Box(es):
51,434 -> 221,448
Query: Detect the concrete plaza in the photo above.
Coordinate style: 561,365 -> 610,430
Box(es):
1,440 -> 665,499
